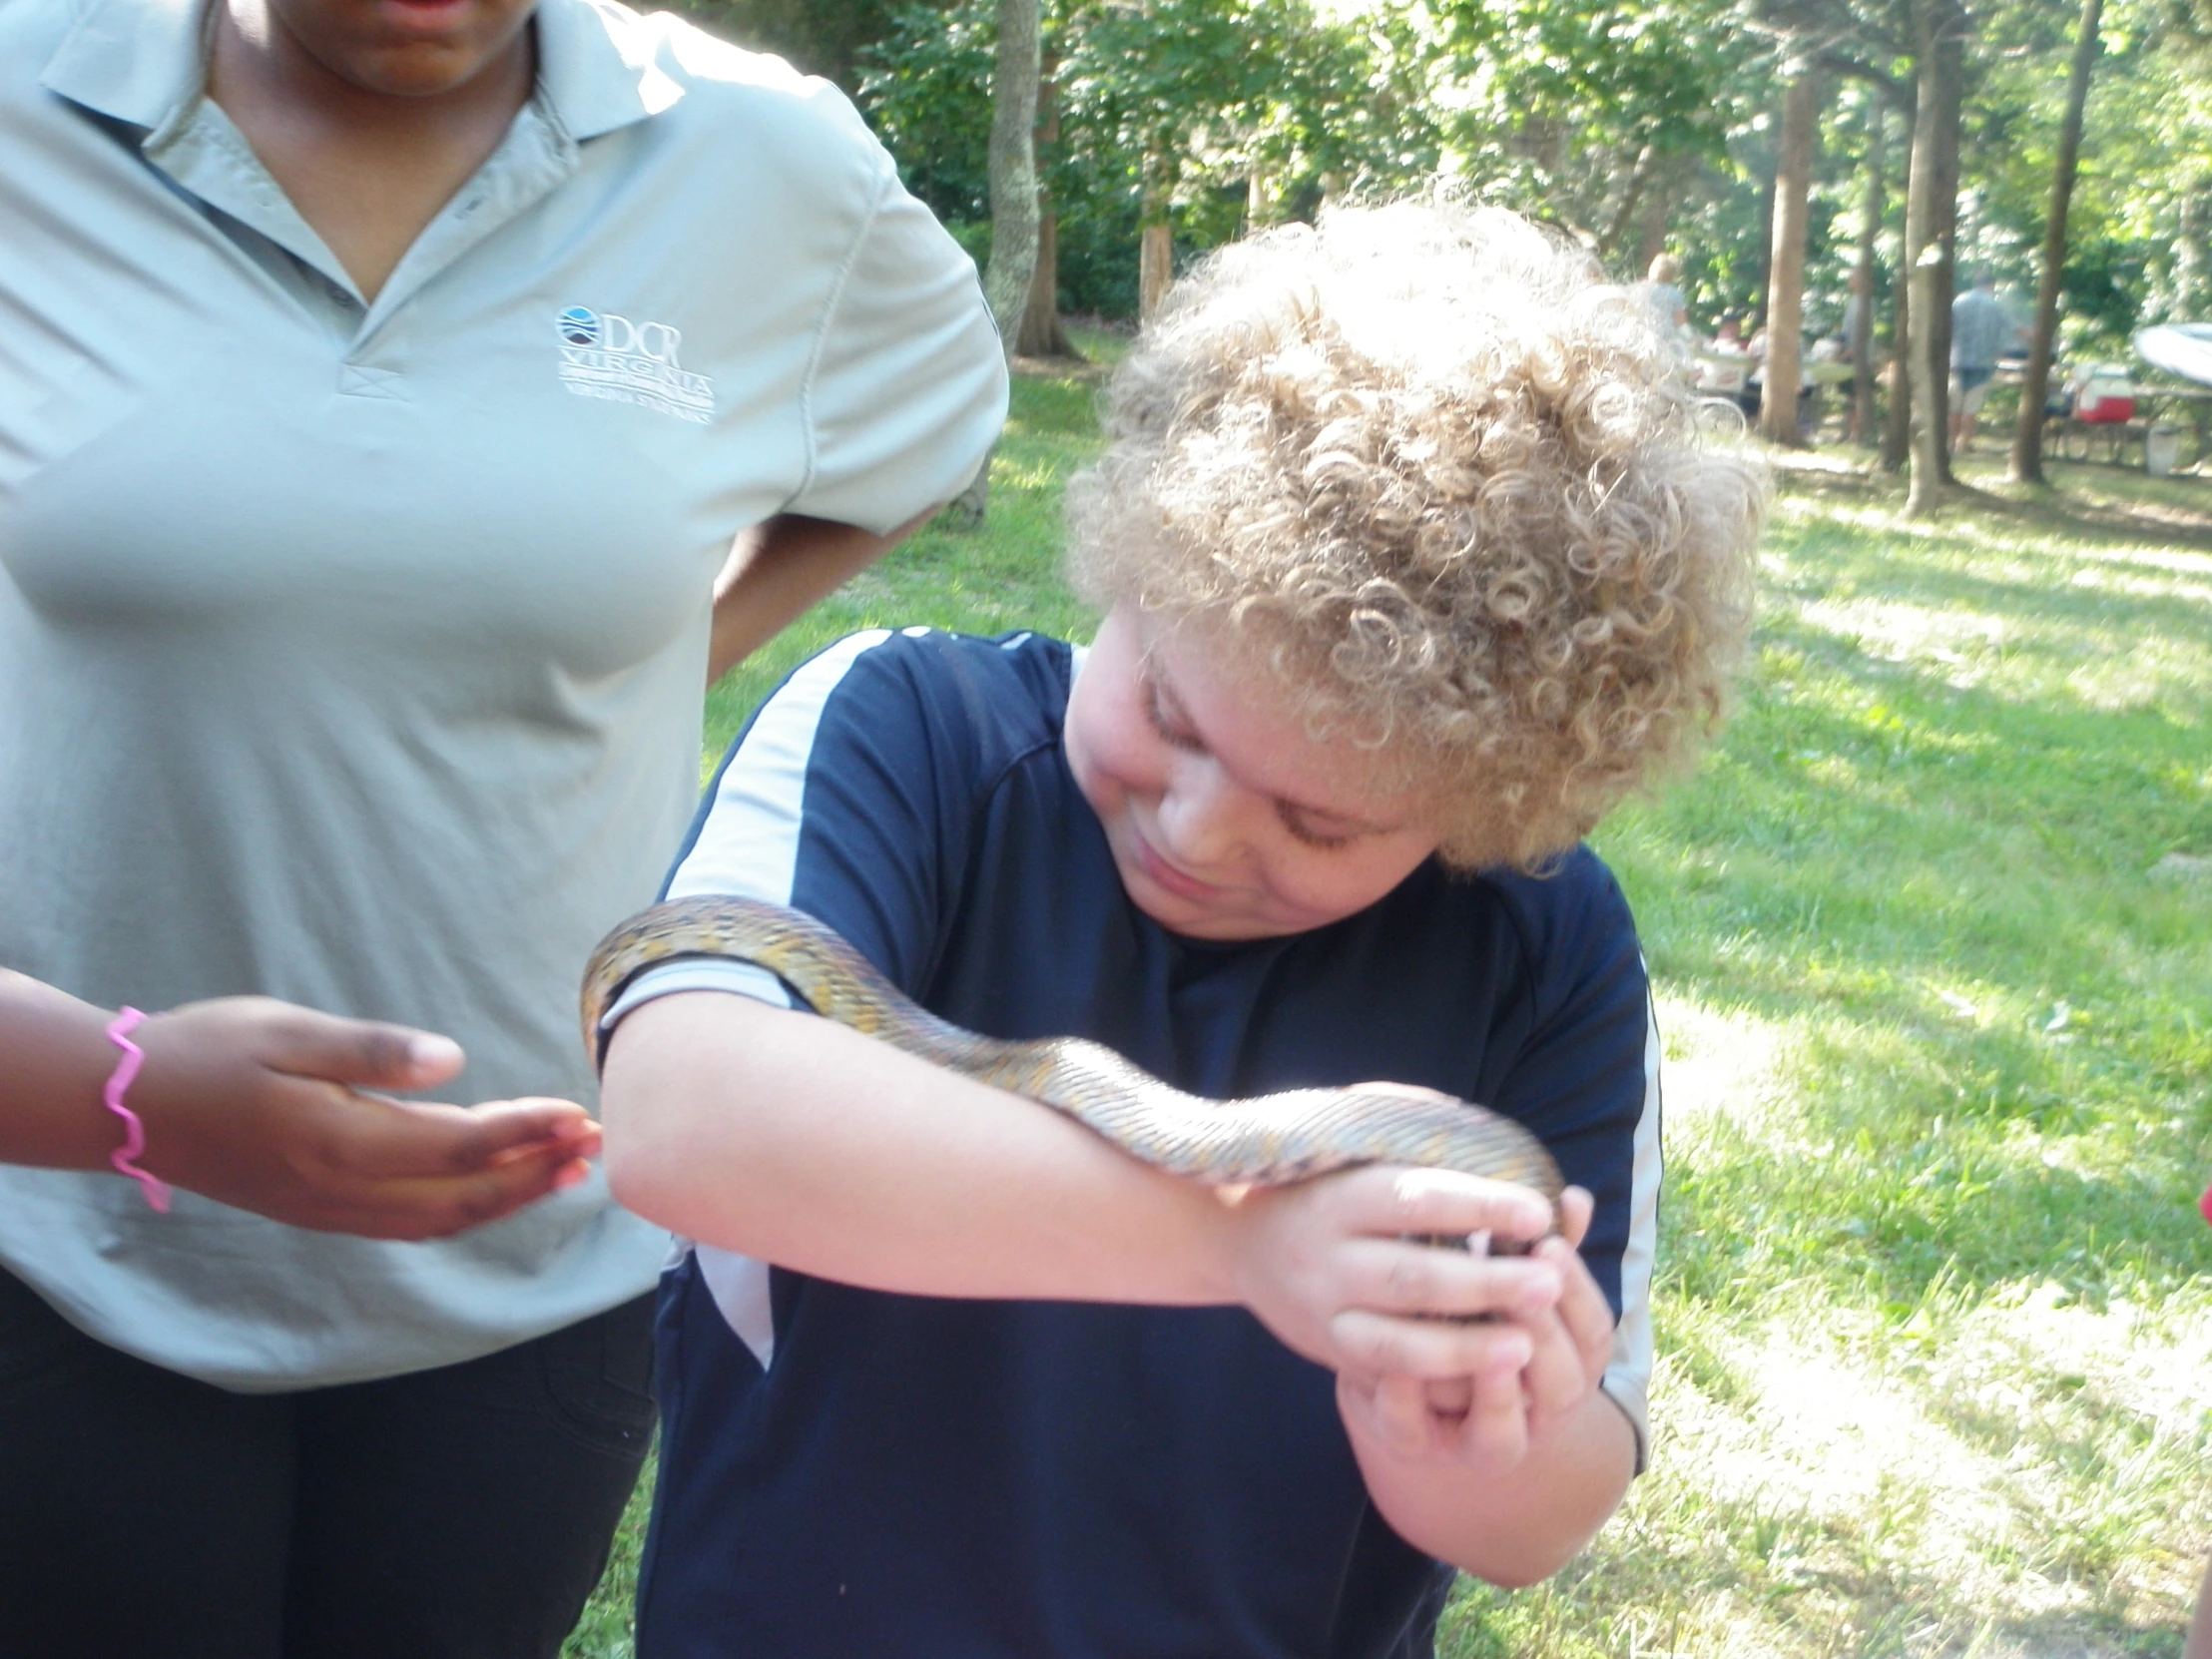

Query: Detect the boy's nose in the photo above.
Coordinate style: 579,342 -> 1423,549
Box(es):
1155,760 -> 1248,869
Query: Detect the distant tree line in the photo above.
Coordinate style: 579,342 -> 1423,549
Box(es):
675,0 -> 2212,503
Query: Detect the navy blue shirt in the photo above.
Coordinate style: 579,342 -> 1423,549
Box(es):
628,629 -> 1660,1659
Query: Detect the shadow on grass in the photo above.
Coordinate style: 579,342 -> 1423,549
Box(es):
1767,530 -> 2212,657
1777,455 -> 2212,554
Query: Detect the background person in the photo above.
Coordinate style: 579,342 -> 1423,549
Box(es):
1638,251 -> 1692,347
1950,270 -> 2017,451
0,0 -> 1006,1646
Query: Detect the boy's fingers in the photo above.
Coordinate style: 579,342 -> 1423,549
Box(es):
1462,1364 -> 1530,1464
1369,1373 -> 1438,1452
1346,1238 -> 1561,1320
1556,1186 -> 1594,1248
1330,1308 -> 1532,1381
1517,1313 -> 1591,1431
1534,1236 -> 1619,1376
1344,1167 -> 1553,1248
1421,1376 -> 1473,1419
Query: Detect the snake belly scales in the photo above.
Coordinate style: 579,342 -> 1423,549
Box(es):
581,895 -> 1563,1202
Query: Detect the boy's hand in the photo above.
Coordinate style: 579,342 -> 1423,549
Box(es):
1338,1188 -> 1616,1471
1221,1154 -> 1569,1388
125,998 -> 599,1241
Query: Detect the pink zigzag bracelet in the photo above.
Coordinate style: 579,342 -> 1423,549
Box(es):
104,1008 -> 173,1213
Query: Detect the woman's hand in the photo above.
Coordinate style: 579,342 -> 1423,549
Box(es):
61,996 -> 601,1240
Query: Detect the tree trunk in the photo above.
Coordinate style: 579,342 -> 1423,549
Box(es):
1850,102 -> 1886,445
1139,219 -> 1173,319
1599,144 -> 1656,262
1761,71 -> 1822,446
1881,79 -> 1917,472
1637,179 -> 1670,276
1248,169 -> 1277,231
2177,176 -> 2212,319
979,0 -> 1042,339
946,0 -> 1043,529
1904,0 -> 1965,515
1932,42 -> 1961,487
1016,48 -> 1072,358
1018,208 -> 1072,357
1881,268 -> 1912,470
2010,0 -> 2102,485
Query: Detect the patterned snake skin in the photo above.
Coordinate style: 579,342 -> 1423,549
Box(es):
582,895 -> 1564,1201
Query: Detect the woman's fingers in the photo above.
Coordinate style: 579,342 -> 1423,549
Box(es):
116,997 -> 596,1238
326,1141 -> 599,1242
242,1002 -> 468,1092
288,1090 -> 598,1182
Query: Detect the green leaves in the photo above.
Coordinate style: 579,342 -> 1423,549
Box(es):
861,0 -> 1442,310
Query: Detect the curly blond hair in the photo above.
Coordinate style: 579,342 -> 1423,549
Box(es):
1066,200 -> 1765,871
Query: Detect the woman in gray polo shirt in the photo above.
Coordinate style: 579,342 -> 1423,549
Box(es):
0,0 -> 1006,1644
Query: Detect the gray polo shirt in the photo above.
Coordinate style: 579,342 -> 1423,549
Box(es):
0,0 -> 1005,1387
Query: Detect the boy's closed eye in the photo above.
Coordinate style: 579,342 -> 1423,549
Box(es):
1142,672 -> 1208,755
1276,802 -> 1363,850
1141,667 -> 1389,852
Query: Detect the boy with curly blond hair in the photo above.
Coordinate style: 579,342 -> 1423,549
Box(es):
599,201 -> 1764,1658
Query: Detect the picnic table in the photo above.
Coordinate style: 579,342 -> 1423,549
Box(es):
2041,381 -> 2212,469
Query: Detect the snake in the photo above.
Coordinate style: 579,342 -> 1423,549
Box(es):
580,895 -> 1563,1205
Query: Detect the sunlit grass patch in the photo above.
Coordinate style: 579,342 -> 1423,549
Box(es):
1455,452 -> 2212,1659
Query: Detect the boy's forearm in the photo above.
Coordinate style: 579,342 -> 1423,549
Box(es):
601,991 -> 1241,1307
1346,1385 -> 1637,1585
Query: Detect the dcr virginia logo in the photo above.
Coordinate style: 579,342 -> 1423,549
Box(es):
554,306 -> 714,424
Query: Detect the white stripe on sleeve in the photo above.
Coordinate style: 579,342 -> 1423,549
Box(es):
638,628 -> 895,1374
1599,980 -> 1662,1472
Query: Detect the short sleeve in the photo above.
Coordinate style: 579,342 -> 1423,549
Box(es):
786,160 -> 1010,533
1488,864 -> 1661,1470
643,630 -> 983,1008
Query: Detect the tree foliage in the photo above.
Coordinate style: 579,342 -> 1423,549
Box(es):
813,0 -> 2212,361
1430,0 -> 1753,251
860,0 -> 1438,314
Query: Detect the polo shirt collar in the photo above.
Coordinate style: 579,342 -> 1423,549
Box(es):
534,0 -> 684,142
40,0 -> 679,144
41,0 -> 205,134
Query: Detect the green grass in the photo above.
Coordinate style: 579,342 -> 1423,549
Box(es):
567,386 -> 2212,1659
